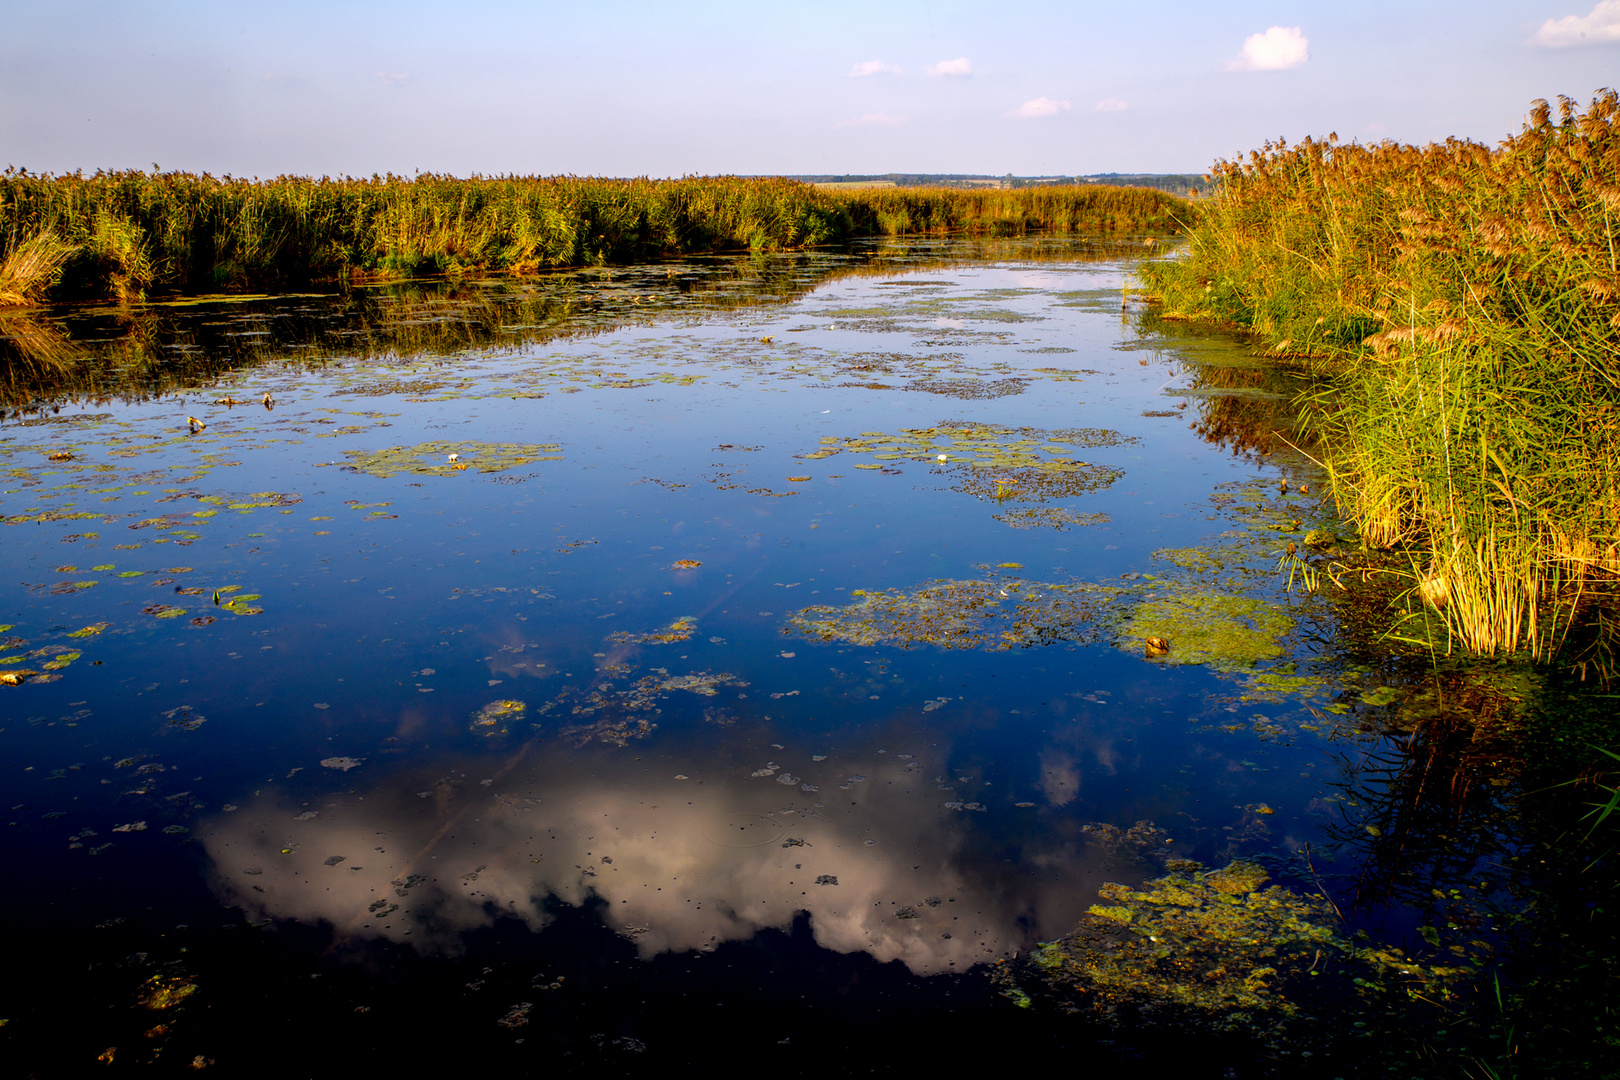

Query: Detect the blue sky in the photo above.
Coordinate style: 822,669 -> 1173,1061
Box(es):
2,1 -> 1616,178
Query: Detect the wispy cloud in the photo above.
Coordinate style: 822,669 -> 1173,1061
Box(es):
1227,26 -> 1309,71
1095,97 -> 1128,112
928,57 -> 972,78
374,71 -> 409,86
1007,97 -> 1071,119
1530,1 -> 1620,46
836,112 -> 907,128
847,59 -> 901,76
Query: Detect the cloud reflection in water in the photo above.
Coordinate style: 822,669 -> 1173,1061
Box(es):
198,747 -> 1149,975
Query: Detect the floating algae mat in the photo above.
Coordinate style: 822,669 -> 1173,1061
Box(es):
806,422 -> 1130,503
788,577 -> 1122,650
341,440 -> 564,477
1119,591 -> 1293,670
0,237 -> 1591,1075
996,857 -> 1467,1054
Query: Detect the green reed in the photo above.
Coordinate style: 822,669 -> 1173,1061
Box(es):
1138,92 -> 1620,659
0,171 -> 1189,305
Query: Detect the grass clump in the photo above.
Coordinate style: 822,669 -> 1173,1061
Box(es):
1138,92 -> 1620,658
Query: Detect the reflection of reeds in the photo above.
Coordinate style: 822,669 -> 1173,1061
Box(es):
1139,92 -> 1620,657
0,312 -> 82,369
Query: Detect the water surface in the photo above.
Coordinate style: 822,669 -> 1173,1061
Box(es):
1,239 -> 1436,1073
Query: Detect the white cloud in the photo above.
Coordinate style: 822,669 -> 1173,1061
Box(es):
1008,97 -> 1072,119
1095,97 -> 1128,112
836,112 -> 907,128
847,59 -> 902,76
1227,26 -> 1309,71
928,57 -> 972,78
1530,1 -> 1620,46
374,71 -> 409,86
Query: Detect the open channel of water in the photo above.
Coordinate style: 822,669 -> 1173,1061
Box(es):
1,238 -> 1553,1075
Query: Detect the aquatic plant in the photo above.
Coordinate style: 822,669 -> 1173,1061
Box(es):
340,440 -> 562,478
0,229 -> 75,305
1138,92 -> 1620,659
998,857 -> 1466,1060
788,577 -> 1120,650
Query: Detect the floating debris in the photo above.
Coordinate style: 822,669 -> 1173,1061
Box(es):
320,756 -> 364,772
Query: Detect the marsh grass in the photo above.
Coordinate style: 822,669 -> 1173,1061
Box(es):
0,229 -> 76,305
1138,92 -> 1620,659
0,170 -> 1189,305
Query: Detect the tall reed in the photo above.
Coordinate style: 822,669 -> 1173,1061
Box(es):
1138,92 -> 1620,658
0,171 -> 1190,305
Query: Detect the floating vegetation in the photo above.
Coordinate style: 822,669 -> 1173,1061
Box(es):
996,858 -> 1465,1057
137,972 -> 199,1011
992,507 -> 1111,530
541,668 -> 749,746
471,699 -> 527,735
1118,592 -> 1294,672
341,441 -> 563,478
656,671 -> 746,696
337,378 -> 452,397
810,422 -> 1130,503
608,617 -> 697,645
903,377 -> 1028,399
788,577 -> 1119,650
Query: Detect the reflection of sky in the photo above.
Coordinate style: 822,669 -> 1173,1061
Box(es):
198,743 -> 1147,975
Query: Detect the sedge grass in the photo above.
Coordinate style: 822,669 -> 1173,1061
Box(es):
1138,92 -> 1620,659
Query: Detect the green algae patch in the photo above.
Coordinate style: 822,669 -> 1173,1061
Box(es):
341,441 -> 564,478
1152,547 -> 1225,574
789,577 -> 1121,651
993,507 -> 1110,530
811,421 -> 1130,503
1087,904 -> 1133,925
995,858 -> 1468,1054
1119,592 -> 1292,670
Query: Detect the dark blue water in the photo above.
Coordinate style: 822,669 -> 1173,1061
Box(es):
0,240 -> 1405,1074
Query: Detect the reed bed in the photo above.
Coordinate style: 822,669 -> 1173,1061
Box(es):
830,184 -> 1189,237
0,171 -> 1189,305
1138,92 -> 1620,658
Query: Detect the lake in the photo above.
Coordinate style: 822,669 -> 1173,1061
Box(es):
0,238 -> 1561,1074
